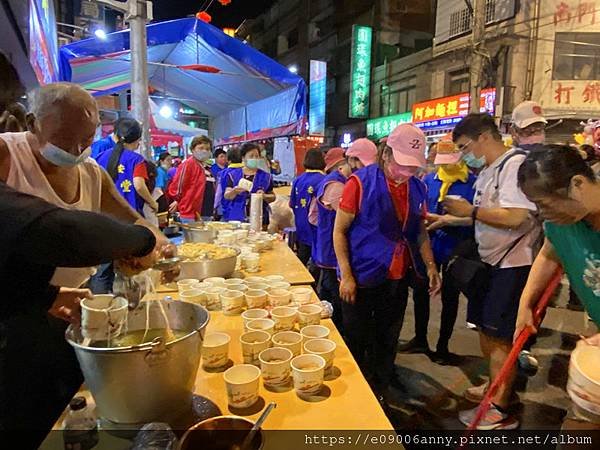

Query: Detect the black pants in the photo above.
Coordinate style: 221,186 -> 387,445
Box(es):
319,268 -> 344,334
408,270 -> 430,344
409,266 -> 462,352
0,314 -> 83,449
341,278 -> 409,389
297,242 -> 312,266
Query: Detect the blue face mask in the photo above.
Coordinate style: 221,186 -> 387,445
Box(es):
463,151 -> 486,169
40,143 -> 91,167
245,158 -> 260,169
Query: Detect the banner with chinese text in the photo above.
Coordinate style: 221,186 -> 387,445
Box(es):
412,88 -> 496,130
349,25 -> 373,118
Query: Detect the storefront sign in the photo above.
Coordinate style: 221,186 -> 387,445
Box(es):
412,88 -> 496,130
366,112 -> 412,140
349,25 -> 372,118
29,0 -> 59,85
309,60 -> 327,136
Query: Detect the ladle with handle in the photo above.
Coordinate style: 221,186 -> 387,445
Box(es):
237,401 -> 276,450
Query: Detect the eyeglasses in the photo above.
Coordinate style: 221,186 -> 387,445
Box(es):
457,140 -> 473,152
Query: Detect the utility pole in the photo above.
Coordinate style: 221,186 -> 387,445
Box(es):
468,0 -> 486,113
96,0 -> 153,159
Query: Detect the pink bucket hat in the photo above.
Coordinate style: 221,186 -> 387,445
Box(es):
434,140 -> 463,165
346,138 -> 377,166
387,123 -> 426,168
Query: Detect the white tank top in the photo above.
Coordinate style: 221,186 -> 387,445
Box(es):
2,132 -> 104,287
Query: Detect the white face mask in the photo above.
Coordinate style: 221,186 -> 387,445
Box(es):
193,150 -> 211,162
40,143 -> 91,167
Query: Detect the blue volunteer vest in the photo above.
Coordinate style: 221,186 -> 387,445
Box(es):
312,170 -> 347,269
423,172 -> 476,264
340,164 -> 427,287
96,148 -> 145,214
222,168 -> 272,222
291,171 -> 325,246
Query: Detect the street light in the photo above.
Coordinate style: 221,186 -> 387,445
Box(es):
288,65 -> 299,74
94,28 -> 108,40
159,105 -> 174,119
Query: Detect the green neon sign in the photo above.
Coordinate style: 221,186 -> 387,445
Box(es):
349,25 -> 372,118
366,112 -> 413,140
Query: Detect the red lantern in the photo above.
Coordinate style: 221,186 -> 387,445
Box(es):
196,11 -> 212,23
218,0 -> 231,5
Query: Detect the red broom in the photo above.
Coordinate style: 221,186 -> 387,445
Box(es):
461,267 -> 564,442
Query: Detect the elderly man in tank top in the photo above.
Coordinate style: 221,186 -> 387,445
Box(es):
0,83 -> 172,287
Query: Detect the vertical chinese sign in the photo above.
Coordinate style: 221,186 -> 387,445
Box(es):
309,60 -> 327,136
349,25 -> 373,118
29,0 -> 59,85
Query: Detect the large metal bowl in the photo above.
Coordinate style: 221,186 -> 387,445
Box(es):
179,416 -> 263,450
66,300 -> 210,424
178,247 -> 240,281
181,222 -> 217,243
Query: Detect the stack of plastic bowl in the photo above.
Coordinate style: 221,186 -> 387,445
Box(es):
567,340 -> 600,423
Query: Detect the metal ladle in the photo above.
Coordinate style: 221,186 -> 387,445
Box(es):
237,402 -> 276,450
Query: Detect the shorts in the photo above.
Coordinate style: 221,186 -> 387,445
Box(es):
467,265 -> 531,341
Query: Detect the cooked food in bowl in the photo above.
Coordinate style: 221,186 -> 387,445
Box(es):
179,243 -> 237,261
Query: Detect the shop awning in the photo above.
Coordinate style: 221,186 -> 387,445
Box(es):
59,18 -> 306,145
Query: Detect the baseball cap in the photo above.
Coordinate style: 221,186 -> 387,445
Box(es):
346,138 -> 377,166
434,140 -> 463,165
324,147 -> 346,172
386,123 -> 426,168
511,101 -> 547,129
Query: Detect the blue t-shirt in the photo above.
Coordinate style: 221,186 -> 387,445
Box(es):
211,164 -> 227,180
91,135 -> 115,159
156,166 -> 170,190
423,172 -> 477,264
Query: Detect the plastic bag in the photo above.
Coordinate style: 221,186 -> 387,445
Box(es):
131,423 -> 178,450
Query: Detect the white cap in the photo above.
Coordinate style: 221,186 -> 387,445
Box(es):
511,101 -> 547,129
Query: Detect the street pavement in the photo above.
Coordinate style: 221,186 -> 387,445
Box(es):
388,280 -> 599,430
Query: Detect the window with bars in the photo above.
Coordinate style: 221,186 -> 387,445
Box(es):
448,0 -> 496,38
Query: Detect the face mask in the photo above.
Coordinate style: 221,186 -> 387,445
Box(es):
260,150 -> 267,158
40,143 -> 91,167
245,158 -> 260,169
387,162 -> 418,181
193,150 -> 211,162
463,151 -> 486,169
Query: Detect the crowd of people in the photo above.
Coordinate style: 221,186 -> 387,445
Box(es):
1,46 -> 600,445
290,102 -> 600,432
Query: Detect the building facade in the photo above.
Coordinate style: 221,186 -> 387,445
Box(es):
247,0 -> 434,147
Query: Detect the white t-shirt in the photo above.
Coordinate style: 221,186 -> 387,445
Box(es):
474,149 -> 541,268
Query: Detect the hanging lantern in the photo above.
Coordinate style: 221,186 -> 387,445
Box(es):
218,0 -> 232,5
196,11 -> 212,23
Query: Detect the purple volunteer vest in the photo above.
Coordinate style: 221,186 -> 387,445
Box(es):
290,171 -> 325,246
312,170 -> 347,269
222,168 -> 272,222
339,164 -> 427,287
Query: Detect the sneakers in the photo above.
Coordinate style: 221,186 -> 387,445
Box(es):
464,381 -> 520,405
458,404 -> 520,430
397,337 -> 430,354
431,349 -> 460,366
464,381 -> 489,403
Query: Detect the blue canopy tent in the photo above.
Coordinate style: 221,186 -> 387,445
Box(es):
59,18 -> 306,145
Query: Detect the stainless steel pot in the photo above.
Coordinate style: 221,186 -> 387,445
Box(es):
181,222 -> 217,243
66,300 -> 209,424
178,247 -> 240,280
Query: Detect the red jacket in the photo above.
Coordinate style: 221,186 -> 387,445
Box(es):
168,158 -> 206,220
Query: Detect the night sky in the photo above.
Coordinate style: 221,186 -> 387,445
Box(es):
153,0 -> 274,28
